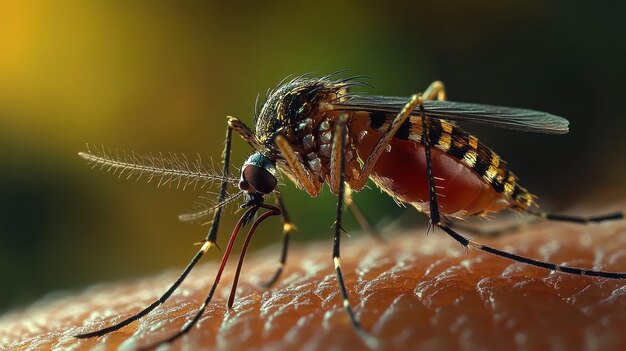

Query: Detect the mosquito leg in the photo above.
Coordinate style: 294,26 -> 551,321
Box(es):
423,80 -> 446,101
74,241 -> 212,339
353,94 -> 423,190
274,134 -> 322,197
346,80 -> 438,234
75,124 -> 234,339
330,114 -> 383,240
344,186 -> 385,242
438,221 -> 626,280
205,124 -> 234,246
329,114 -> 379,348
227,116 -> 263,152
260,191 -> 297,288
228,115 -> 320,198
228,204 -> 282,307
229,115 -> 321,197
275,191 -> 297,235
419,107 -> 626,281
418,105 -> 442,226
137,205 -> 261,351
329,114 -> 349,193
450,204 -> 625,238
526,209 -> 625,224
449,217 -> 540,238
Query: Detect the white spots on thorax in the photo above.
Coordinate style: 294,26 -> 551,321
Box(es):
292,116 -> 333,180
321,131 -> 332,144
302,134 -> 315,150
291,114 -> 360,184
319,120 -> 330,132
296,118 -> 313,132
309,158 -> 322,172
319,144 -> 331,157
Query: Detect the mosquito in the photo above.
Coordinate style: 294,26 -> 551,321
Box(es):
75,73 -> 625,350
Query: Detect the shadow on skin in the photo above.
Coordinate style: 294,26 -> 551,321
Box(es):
2,205 -> 626,350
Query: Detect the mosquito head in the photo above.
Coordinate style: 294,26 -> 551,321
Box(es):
239,152 -> 278,195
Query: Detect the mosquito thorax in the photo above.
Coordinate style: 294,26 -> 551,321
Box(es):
251,77 -> 361,185
239,152 -> 278,195
254,78 -> 337,146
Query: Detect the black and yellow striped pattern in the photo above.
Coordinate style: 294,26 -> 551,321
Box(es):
367,111 -> 535,209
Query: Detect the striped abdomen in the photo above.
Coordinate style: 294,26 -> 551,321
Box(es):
351,111 -> 534,216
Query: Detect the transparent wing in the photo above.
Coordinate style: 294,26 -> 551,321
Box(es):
335,95 -> 569,134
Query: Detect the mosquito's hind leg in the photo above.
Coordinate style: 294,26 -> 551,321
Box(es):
353,93 -> 424,190
526,209 -> 625,224
349,85 -> 433,227
423,80 -> 446,101
454,206 -> 625,238
75,123 -> 235,339
449,216 -> 540,238
260,190 -> 297,288
418,107 -> 626,282
346,80 -> 446,232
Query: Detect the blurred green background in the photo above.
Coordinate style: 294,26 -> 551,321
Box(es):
1,1 -> 626,313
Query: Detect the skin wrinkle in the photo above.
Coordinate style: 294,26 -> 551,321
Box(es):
1,206 -> 626,350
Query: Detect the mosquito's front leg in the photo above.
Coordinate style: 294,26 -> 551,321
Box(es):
260,190 -> 297,288
204,124 -> 234,246
229,114 -> 321,195
75,123 -> 235,339
227,116 -> 263,152
138,204 -> 280,351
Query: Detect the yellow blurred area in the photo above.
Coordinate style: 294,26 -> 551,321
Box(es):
1,1 -> 625,313
1,2 -> 212,145
0,0 -> 408,313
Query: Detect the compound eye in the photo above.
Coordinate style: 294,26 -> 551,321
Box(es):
241,164 -> 277,194
238,179 -> 250,191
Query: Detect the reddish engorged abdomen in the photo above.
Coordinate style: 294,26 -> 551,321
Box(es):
354,128 -> 510,216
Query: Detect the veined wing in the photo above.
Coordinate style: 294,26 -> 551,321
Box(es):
335,95 -> 569,134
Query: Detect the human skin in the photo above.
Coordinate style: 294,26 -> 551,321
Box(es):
1,208 -> 626,351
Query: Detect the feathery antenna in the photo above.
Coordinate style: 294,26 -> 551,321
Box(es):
178,192 -> 244,223
78,144 -> 239,191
